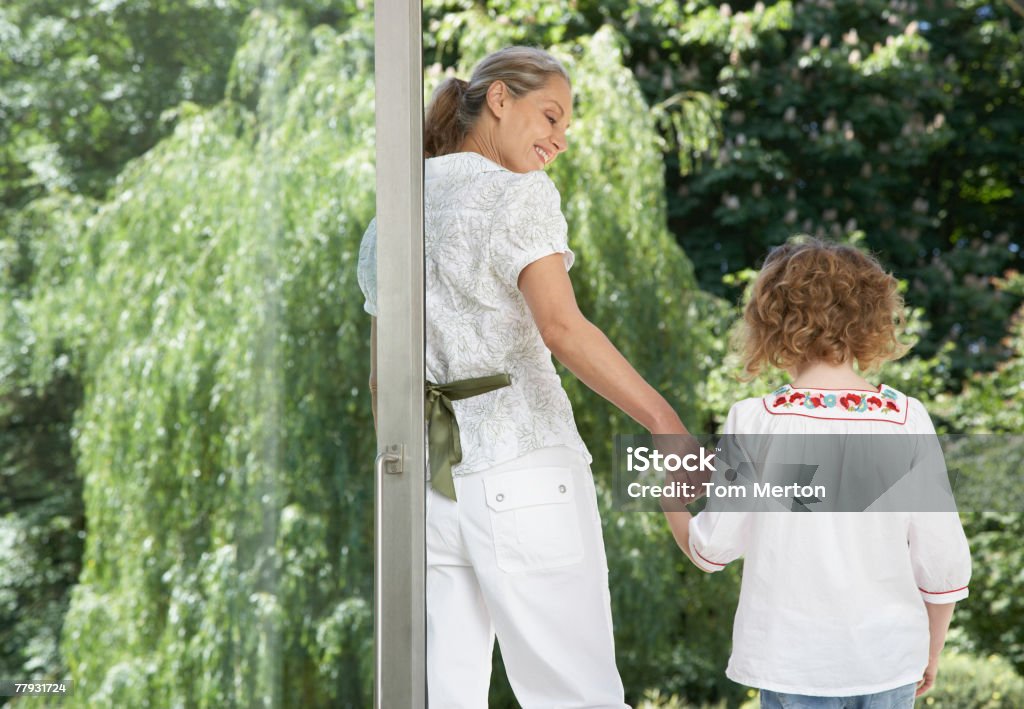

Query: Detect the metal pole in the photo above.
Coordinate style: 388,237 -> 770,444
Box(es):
373,0 -> 426,706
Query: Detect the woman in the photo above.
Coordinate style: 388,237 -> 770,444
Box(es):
358,46 -> 688,708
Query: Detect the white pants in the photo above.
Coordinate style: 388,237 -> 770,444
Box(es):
426,446 -> 629,709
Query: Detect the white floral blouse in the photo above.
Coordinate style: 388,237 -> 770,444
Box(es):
357,152 -> 592,475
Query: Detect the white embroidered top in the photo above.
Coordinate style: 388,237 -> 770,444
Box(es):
689,383 -> 972,696
357,152 -> 591,474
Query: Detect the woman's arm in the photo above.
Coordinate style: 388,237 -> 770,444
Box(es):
369,317 -> 378,433
518,253 -> 687,436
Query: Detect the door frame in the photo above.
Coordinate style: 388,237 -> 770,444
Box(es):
373,1 -> 426,706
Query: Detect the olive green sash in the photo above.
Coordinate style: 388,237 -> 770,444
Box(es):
425,373 -> 512,500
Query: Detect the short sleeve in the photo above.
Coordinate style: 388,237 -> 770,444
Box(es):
490,171 -> 575,290
357,218 -> 378,317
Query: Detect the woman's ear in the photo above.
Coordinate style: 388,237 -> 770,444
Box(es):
485,81 -> 508,118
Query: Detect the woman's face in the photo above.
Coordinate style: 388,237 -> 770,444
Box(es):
492,76 -> 572,174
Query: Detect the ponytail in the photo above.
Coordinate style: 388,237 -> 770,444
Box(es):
424,77 -> 469,158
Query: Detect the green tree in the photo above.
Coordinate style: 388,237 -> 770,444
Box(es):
1,0 -> 250,692
660,0 -> 1022,379
0,0 -> 248,206
0,201 -> 87,692
933,274 -> 1024,673
10,9 -> 378,706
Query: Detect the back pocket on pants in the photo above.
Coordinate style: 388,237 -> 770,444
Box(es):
484,466 -> 585,573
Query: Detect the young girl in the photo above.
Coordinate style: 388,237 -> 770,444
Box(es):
663,239 -> 971,708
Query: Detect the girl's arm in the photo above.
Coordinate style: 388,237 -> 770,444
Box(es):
916,601 -> 956,696
663,509 -> 697,565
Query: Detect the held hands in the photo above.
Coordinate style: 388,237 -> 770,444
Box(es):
654,432 -> 708,565
651,433 -> 712,512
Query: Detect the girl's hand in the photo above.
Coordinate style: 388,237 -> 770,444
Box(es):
916,656 -> 939,696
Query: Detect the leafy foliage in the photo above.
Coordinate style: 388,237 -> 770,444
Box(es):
617,0 -> 1023,380
934,274 -> 1024,674
953,512 -> 1024,673
8,9 -> 378,706
0,0 -> 249,206
918,649 -> 1024,708
1,193 -> 94,691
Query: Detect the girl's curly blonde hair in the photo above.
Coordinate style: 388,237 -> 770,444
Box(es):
739,238 -> 909,379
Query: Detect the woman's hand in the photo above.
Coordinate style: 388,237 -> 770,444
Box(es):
653,434 -> 711,509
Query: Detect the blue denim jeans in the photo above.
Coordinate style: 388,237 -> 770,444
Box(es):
760,682 -> 917,709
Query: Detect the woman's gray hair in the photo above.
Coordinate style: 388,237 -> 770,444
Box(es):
424,46 -> 570,158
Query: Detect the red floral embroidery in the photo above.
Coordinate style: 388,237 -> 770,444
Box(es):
767,386 -> 903,418
839,393 -> 861,408
770,385 -> 905,418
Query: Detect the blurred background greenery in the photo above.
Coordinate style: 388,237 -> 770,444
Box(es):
0,0 -> 1021,707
